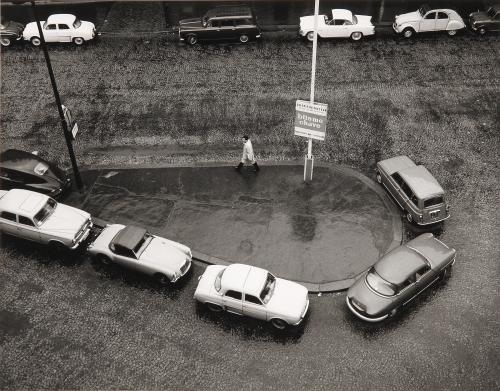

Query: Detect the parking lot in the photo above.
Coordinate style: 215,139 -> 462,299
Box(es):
1,1 -> 499,390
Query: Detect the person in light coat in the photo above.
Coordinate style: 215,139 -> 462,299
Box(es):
235,135 -> 259,172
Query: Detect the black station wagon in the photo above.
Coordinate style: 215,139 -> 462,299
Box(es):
178,5 -> 261,45
469,4 -> 500,35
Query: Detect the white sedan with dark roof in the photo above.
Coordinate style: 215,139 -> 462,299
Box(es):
194,263 -> 309,329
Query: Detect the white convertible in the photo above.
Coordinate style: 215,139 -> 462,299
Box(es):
23,14 -> 96,46
0,189 -> 92,250
87,224 -> 192,284
299,9 -> 375,41
393,4 -> 465,38
194,263 -> 309,329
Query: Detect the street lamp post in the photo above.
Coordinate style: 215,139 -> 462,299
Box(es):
29,0 -> 83,191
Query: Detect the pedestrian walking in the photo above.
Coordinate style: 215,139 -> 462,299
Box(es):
235,135 -> 260,172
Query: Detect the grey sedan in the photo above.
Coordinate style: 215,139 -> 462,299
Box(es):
346,233 -> 456,322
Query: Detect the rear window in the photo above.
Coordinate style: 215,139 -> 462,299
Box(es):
424,196 -> 444,208
366,268 -> 396,297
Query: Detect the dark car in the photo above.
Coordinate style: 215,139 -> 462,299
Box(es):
346,233 -> 456,322
178,5 -> 261,45
469,4 -> 500,34
0,149 -> 71,197
0,20 -> 24,47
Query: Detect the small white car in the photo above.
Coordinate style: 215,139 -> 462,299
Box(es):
0,189 -> 92,250
194,263 -> 309,329
299,9 -> 375,41
87,224 -> 192,284
393,4 -> 465,38
23,14 -> 96,46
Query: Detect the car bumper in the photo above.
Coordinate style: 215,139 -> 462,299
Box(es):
69,221 -> 93,250
292,298 -> 309,326
392,23 -> 402,33
346,296 -> 389,323
416,213 -> 451,226
170,259 -> 192,283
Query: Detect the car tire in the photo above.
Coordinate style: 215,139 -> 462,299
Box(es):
306,31 -> 315,42
31,37 -> 41,46
478,27 -> 487,35
447,29 -> 457,36
402,28 -> 414,38
186,35 -> 197,45
73,37 -> 84,45
0,37 -> 12,47
154,273 -> 171,285
206,303 -> 223,312
270,318 -> 288,330
376,173 -> 382,184
350,32 -> 363,41
406,212 -> 414,224
239,34 -> 249,43
96,254 -> 112,265
49,241 -> 66,253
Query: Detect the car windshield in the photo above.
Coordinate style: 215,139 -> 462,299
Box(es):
366,268 -> 397,297
419,4 -> 430,16
73,19 -> 82,28
214,268 -> 225,292
487,7 -> 496,17
133,232 -> 153,257
33,198 -> 57,226
424,196 -> 444,208
259,273 -> 276,304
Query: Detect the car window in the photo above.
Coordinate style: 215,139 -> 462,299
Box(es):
219,19 -> 234,27
235,19 -> 252,26
113,244 -> 135,258
214,268 -> 225,292
424,12 -> 436,20
424,196 -> 444,208
245,294 -> 262,305
225,290 -> 242,300
0,211 -> 16,222
400,181 -> 414,201
18,215 -> 35,227
46,24 -> 57,30
437,12 -> 448,19
415,265 -> 430,280
391,172 -> 405,187
58,24 -> 70,30
73,19 -> 82,28
332,19 -> 344,26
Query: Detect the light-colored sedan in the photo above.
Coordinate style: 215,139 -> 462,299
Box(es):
194,263 -> 309,329
0,189 -> 92,250
87,224 -> 192,284
300,9 -> 375,41
393,4 -> 465,38
23,14 -> 96,46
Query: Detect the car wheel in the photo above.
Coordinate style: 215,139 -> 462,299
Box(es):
206,303 -> 223,312
389,308 -> 398,318
154,273 -> 171,285
31,37 -> 41,46
350,32 -> 363,41
402,28 -> 414,38
187,35 -> 197,45
0,37 -> 12,47
440,265 -> 452,280
73,37 -> 84,45
447,29 -> 457,36
239,34 -> 249,43
271,318 -> 288,330
96,254 -> 112,266
49,241 -> 66,253
478,27 -> 487,35
406,212 -> 414,224
376,173 -> 382,184
306,31 -> 315,42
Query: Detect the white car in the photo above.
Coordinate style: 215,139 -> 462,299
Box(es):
0,189 -> 92,250
87,224 -> 192,284
194,263 -> 309,329
393,4 -> 465,38
299,9 -> 375,41
23,14 -> 96,46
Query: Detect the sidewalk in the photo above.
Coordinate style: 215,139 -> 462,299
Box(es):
66,162 -> 403,292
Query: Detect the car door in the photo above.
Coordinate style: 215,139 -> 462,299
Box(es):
57,24 -> 71,42
111,245 -> 144,272
17,215 -> 41,242
223,290 -> 243,315
399,181 -> 420,216
435,12 -> 449,31
218,19 -> 237,40
0,211 -> 19,236
43,23 -> 58,42
322,19 -> 348,37
420,12 -> 437,32
388,172 -> 405,208
403,266 -> 437,305
243,294 -> 267,320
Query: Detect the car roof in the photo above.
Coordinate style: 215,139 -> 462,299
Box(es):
378,155 -> 416,175
110,225 -> 147,251
0,149 -> 49,174
221,263 -> 268,296
399,165 -> 444,199
332,9 -> 353,22
206,5 -> 253,19
0,189 -> 48,217
406,233 -> 455,269
375,245 -> 429,285
46,14 -> 76,24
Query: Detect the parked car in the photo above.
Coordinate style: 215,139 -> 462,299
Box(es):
346,233 -> 456,322
299,9 -> 375,41
469,4 -> 500,35
23,14 -> 96,46
0,189 -> 92,250
0,149 -> 71,197
87,224 -> 192,284
194,263 -> 309,329
393,4 -> 465,38
178,5 -> 261,45
376,156 -> 450,225
0,20 -> 24,47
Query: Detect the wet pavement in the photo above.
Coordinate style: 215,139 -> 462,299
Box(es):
65,162 -> 402,291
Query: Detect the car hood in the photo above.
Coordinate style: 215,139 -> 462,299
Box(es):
347,276 -> 393,317
42,204 -> 90,240
140,237 -> 187,271
395,11 -> 421,24
2,21 -> 24,35
179,18 -> 203,27
22,22 -> 39,37
469,12 -> 490,24
266,278 -> 308,319
299,15 -> 326,31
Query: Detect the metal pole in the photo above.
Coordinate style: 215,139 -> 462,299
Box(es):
30,0 -> 83,191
